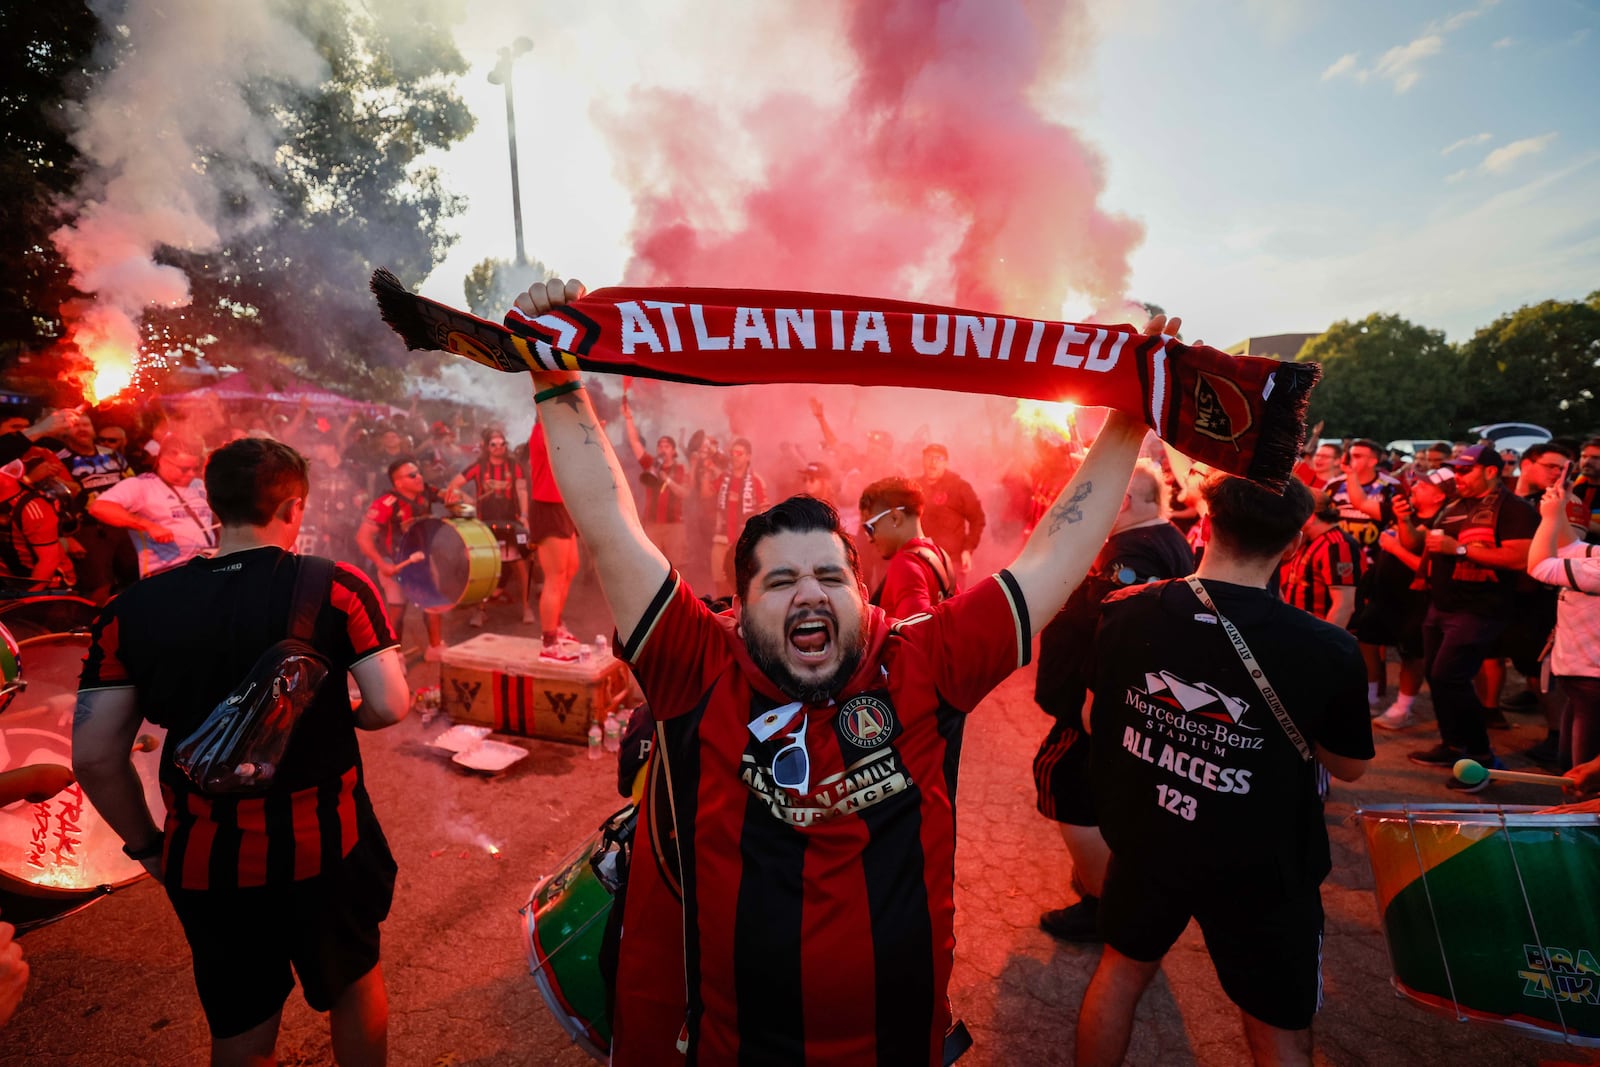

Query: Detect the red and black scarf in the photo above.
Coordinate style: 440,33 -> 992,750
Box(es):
373,271 -> 1318,488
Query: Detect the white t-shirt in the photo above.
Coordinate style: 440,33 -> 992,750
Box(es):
96,472 -> 216,576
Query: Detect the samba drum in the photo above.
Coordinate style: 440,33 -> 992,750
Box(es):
1357,803 -> 1600,1045
397,517 -> 501,611
520,804 -> 635,1061
0,630 -> 167,930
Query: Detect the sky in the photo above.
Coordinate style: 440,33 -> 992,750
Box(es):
418,0 -> 1600,349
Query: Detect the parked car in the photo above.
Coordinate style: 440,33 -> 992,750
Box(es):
1469,422 -> 1552,456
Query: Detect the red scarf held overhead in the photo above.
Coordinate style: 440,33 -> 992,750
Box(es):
372,271 -> 1319,488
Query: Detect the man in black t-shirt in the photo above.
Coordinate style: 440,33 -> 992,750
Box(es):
72,439 -> 410,1066
1393,444 -> 1539,781
1077,473 -> 1372,1067
1033,459 -> 1194,943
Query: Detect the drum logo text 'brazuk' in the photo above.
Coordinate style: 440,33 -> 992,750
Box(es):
1519,944 -> 1600,1005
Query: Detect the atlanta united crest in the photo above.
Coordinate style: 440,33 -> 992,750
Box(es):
838,694 -> 896,749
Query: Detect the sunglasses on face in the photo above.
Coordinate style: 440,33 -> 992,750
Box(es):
771,713 -> 810,793
96,436 -> 121,446
862,506 -> 900,538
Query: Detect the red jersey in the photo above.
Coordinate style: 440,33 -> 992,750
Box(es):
0,485 -> 59,578
459,457 -> 526,524
362,488 -> 439,558
874,537 -> 955,620
1280,526 -> 1362,622
714,469 -> 767,541
527,423 -> 564,504
78,551 -> 398,890
615,569 -> 1030,1066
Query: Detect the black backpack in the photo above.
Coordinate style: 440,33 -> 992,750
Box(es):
171,556 -> 336,794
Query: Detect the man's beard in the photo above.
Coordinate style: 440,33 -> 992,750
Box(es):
744,619 -> 866,706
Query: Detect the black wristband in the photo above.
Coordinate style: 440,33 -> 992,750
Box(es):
122,838 -> 163,861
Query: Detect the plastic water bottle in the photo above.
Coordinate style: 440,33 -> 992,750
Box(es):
587,721 -> 603,760
595,634 -> 610,659
603,710 -> 622,753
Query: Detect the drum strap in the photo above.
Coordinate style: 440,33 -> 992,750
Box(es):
1184,576 -> 1312,762
652,719 -> 693,1054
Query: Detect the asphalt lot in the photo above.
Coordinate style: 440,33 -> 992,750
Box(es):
0,582 -> 1593,1066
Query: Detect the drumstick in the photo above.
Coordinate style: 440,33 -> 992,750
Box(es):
394,551 -> 427,571
1452,758 -> 1571,789
131,734 -> 159,753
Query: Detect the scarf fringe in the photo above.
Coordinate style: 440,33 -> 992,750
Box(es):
1249,360 -> 1322,491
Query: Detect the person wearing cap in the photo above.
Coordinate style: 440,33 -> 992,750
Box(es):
1369,466 -> 1456,730
798,460 -> 835,507
918,443 -> 985,578
416,421 -> 459,486
1393,444 -> 1539,786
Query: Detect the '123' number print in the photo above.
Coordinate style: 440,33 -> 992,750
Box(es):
1157,783 -> 1197,822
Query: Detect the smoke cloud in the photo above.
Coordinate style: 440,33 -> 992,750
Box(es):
51,0 -> 328,399
590,0 -> 1146,567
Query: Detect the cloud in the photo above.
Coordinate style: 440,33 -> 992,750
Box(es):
1371,35 -> 1443,93
1321,53 -> 1359,81
1443,132 -> 1492,155
1482,133 -> 1558,173
1492,36 -> 1514,48
1429,0 -> 1499,35
1445,168 -> 1472,183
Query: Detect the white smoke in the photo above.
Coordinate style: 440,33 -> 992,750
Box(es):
51,0 -> 328,389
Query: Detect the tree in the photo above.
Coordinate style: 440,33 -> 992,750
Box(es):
0,4 -> 107,353
1296,313 -> 1464,441
1456,296 -> 1600,438
136,0 -> 476,401
465,256 -> 556,320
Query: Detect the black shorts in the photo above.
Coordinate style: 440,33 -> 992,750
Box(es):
1352,586 -> 1428,660
528,499 -> 576,543
1033,718 -> 1095,826
1098,856 -> 1324,1031
165,832 -> 397,1039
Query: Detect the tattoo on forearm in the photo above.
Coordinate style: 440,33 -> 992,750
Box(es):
552,392 -> 584,415
1047,481 -> 1093,535
578,420 -> 600,446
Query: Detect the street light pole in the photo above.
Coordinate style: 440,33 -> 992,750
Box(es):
488,37 -> 534,267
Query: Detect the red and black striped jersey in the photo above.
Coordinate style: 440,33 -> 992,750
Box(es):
1280,527 -> 1362,622
78,547 -> 398,890
614,570 -> 1030,1067
0,486 -> 59,577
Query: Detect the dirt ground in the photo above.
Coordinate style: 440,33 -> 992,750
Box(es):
1,580 -> 1595,1066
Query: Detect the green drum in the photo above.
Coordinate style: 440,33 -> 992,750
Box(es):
520,805 -> 634,1061
1357,803 -> 1600,1045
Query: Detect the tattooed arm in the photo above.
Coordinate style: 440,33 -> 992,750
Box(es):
1006,314 -> 1183,626
515,278 -> 670,641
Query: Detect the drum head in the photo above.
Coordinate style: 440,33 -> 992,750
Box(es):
398,518 -> 502,610
0,633 -> 166,901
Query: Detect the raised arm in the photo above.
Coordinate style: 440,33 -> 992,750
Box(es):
1006,315 -> 1181,625
513,279 -> 669,640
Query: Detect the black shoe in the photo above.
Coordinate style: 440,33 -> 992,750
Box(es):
1525,735 -> 1562,768
1040,898 -> 1101,943
1484,709 -> 1512,730
1499,690 -> 1539,711
1407,743 -> 1464,768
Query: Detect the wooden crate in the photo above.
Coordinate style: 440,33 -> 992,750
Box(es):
438,634 -> 632,745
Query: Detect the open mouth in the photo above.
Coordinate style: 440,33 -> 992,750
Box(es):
788,618 -> 834,662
